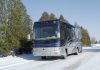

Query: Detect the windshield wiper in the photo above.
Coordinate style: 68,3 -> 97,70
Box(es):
35,36 -> 59,40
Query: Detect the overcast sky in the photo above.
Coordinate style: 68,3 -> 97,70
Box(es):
21,0 -> 100,41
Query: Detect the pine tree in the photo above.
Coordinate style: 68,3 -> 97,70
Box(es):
39,12 -> 50,21
80,27 -> 91,46
8,0 -> 32,52
0,0 -> 11,55
99,40 -> 100,44
0,0 -> 32,55
59,15 -> 69,23
49,13 -> 57,20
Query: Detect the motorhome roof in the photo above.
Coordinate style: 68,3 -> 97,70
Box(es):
34,19 -> 74,28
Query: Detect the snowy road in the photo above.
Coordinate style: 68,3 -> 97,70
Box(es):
0,47 -> 100,70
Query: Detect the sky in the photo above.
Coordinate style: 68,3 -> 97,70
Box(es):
21,0 -> 100,41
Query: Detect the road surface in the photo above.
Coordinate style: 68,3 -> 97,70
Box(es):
0,46 -> 100,70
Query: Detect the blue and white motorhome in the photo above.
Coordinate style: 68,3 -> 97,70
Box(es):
33,19 -> 82,59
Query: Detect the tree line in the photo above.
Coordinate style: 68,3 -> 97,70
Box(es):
0,0 -> 91,56
39,11 -> 69,23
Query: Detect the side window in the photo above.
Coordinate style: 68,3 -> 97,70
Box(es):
65,27 -> 74,42
60,23 -> 66,45
60,23 -> 65,40
73,28 -> 78,41
78,29 -> 82,41
71,28 -> 76,41
74,28 -> 82,42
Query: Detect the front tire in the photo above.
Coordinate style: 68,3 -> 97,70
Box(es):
41,56 -> 46,59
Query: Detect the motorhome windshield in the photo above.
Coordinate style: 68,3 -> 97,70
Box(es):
34,24 -> 59,40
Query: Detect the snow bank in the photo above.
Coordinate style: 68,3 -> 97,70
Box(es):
0,54 -> 34,69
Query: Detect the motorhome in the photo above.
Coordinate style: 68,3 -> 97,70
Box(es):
33,19 -> 82,59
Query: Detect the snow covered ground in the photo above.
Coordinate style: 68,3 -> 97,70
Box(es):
0,46 -> 100,70
76,46 -> 100,70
